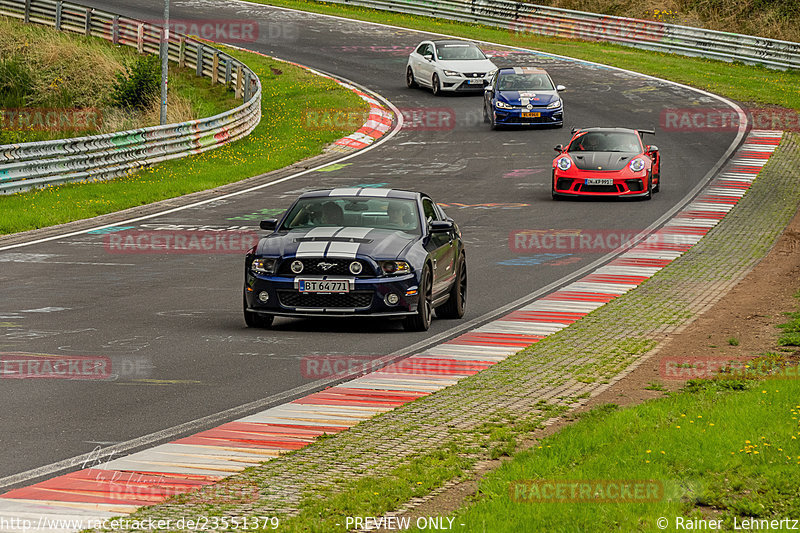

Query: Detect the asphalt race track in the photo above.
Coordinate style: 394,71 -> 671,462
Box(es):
0,0 -> 741,484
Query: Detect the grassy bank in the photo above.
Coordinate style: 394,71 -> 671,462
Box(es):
0,16 -> 236,144
0,43 -> 368,234
446,301 -> 800,531
251,0 -> 800,111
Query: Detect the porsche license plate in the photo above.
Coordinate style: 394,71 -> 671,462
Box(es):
585,178 -> 614,186
521,112 -> 541,118
298,279 -> 350,293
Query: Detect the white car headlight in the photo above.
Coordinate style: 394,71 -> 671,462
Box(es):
546,99 -> 562,109
442,70 -> 460,77
629,158 -> 647,172
495,100 -> 513,109
557,157 -> 572,171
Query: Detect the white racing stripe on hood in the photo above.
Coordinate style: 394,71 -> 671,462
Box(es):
325,242 -> 360,259
306,227 -> 343,238
335,228 -> 373,239
296,241 -> 329,257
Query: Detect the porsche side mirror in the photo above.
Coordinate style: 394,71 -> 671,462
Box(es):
430,220 -> 454,233
554,144 -> 564,153
260,219 -> 278,231
556,85 -> 566,92
647,145 -> 659,153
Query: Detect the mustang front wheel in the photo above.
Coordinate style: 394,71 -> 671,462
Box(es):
243,293 -> 274,328
404,266 -> 433,331
436,255 -> 466,319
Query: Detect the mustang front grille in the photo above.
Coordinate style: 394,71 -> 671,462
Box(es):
277,258 -> 375,277
277,290 -> 374,309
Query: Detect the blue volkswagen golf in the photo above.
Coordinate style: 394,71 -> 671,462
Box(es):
483,67 -> 565,129
243,188 -> 467,331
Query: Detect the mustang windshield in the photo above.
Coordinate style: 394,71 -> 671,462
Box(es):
282,197 -> 421,235
568,132 -> 642,153
497,73 -> 554,91
436,44 -> 486,61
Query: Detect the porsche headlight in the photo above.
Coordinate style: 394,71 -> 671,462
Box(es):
629,158 -> 647,173
495,100 -> 513,110
546,99 -> 562,109
251,258 -> 276,275
380,261 -> 411,275
442,70 -> 460,77
556,157 -> 572,171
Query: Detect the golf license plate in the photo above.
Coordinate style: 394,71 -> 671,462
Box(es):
298,279 -> 350,293
521,112 -> 541,118
585,178 -> 614,186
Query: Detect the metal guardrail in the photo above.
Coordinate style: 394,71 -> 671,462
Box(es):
0,0 -> 261,194
323,0 -> 800,70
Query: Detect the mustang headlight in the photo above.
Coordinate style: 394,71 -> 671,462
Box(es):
251,258 -> 276,275
556,157 -> 572,171
546,99 -> 562,109
380,261 -> 411,275
442,70 -> 460,77
495,100 -> 513,110
629,158 -> 647,173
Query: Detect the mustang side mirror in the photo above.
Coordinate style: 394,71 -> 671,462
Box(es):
430,220 -> 454,233
556,85 -> 566,92
260,219 -> 278,231
554,144 -> 564,152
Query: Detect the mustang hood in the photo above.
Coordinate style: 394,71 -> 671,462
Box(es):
570,152 -> 639,171
497,90 -> 559,107
257,227 -> 416,260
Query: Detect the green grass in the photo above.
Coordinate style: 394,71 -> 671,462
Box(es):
449,373 -> 800,532
778,294 -> 800,347
249,0 -> 800,111
0,44 -> 368,234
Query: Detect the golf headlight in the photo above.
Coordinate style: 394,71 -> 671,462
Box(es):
629,158 -> 647,172
495,100 -> 513,109
546,99 -> 562,109
380,261 -> 411,275
557,157 -> 572,171
443,70 -> 460,77
251,258 -> 276,274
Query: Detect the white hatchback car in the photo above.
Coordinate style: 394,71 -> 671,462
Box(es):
406,39 -> 497,96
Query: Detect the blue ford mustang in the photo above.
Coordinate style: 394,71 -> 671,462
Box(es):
243,188 -> 467,331
483,67 -> 565,129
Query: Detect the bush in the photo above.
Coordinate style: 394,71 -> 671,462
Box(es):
109,54 -> 161,110
0,56 -> 35,108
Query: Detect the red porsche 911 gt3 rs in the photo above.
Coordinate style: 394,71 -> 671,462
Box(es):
551,127 -> 660,200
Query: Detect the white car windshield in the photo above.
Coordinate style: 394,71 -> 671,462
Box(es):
436,44 -> 486,61
282,197 -> 421,235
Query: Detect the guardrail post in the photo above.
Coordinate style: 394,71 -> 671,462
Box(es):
243,70 -> 251,101
112,15 -> 119,45
235,65 -> 243,99
211,51 -> 219,85
225,59 -> 232,87
23,0 -> 30,23
178,36 -> 186,68
84,8 -> 92,37
196,45 -> 204,76
137,23 -> 144,54
55,1 -> 63,30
